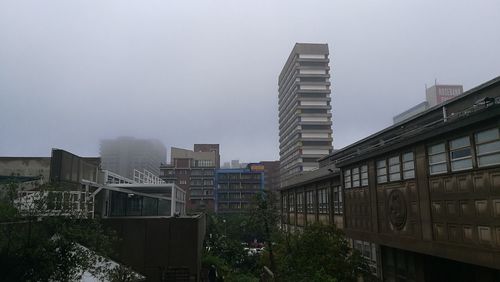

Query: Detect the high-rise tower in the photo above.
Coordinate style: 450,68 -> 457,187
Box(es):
278,43 -> 333,185
100,137 -> 166,179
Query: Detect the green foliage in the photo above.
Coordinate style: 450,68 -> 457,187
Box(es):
274,223 -> 372,282
225,272 -> 260,282
203,212 -> 261,281
204,194 -> 373,282
0,182 -> 118,281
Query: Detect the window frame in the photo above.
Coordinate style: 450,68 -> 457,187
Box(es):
428,142 -> 448,175
344,164 -> 368,189
289,192 -> 295,212
376,159 -> 388,183
352,167 -> 360,188
449,136 -> 473,172
388,155 -> 401,182
306,190 -> 315,214
297,192 -> 304,213
402,152 -> 415,180
361,165 -> 368,186
475,127 -> 500,168
344,169 -> 351,189
377,151 -> 415,182
318,188 -> 329,214
333,186 -> 343,215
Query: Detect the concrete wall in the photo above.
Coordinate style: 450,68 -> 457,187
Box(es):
0,157 -> 51,188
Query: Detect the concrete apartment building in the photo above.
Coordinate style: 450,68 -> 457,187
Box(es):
100,137 -> 167,179
160,145 -> 220,212
278,43 -> 333,186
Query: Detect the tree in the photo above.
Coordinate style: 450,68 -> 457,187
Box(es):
248,192 -> 280,278
203,212 -> 262,281
274,223 -> 373,282
0,182 -> 119,281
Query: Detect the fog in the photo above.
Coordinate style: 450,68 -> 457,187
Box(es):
1,0 -> 499,163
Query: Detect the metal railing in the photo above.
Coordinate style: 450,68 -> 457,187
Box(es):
15,190 -> 95,218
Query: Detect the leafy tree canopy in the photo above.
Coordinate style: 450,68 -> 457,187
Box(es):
274,223 -> 373,282
0,182 -> 121,281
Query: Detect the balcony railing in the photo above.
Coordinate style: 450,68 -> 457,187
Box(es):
15,190 -> 95,218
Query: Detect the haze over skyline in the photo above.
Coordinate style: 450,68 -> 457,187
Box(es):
1,0 -> 499,163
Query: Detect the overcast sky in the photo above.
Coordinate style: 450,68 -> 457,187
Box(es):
1,0 -> 499,163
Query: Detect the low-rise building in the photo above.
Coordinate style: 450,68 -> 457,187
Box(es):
3,148 -> 202,282
282,76 -> 500,280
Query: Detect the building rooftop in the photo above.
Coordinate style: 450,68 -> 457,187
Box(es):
280,163 -> 339,190
320,75 -> 500,167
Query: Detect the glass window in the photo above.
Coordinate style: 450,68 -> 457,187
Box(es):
361,165 -> 368,186
377,160 -> 387,183
389,156 -> 401,181
402,152 -> 415,179
344,169 -> 351,189
282,194 -> 288,214
191,169 -> 202,176
475,128 -> 500,167
449,136 -> 472,171
306,191 -> 315,213
297,192 -> 304,213
333,186 -> 343,215
318,189 -> 329,214
428,143 -> 448,174
289,193 -> 295,212
352,167 -> 360,187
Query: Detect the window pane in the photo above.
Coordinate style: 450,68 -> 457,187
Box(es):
450,148 -> 471,160
478,154 -> 500,167
476,128 -> 499,143
389,156 -> 399,165
389,164 -> 400,173
377,168 -> 386,175
389,173 -> 401,181
430,163 -> 447,174
477,141 -> 500,155
403,170 -> 415,179
377,160 -> 386,168
403,152 -> 414,161
451,159 -> 472,171
403,161 -> 414,170
361,165 -> 368,172
429,154 -> 446,164
450,137 -> 470,149
377,175 -> 387,183
429,143 -> 445,154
